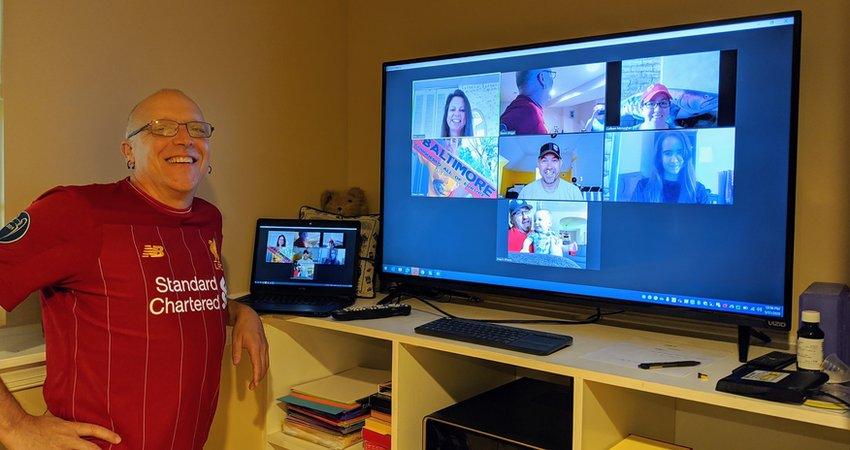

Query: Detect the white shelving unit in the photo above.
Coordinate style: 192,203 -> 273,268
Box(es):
259,299 -> 850,450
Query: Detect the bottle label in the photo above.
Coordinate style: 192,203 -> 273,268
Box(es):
797,337 -> 823,370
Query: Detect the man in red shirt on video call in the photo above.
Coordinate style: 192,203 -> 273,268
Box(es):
500,68 -> 555,135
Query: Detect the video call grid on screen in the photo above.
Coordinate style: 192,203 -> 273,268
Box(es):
383,16 -> 796,311
409,52 -> 736,203
255,226 -> 357,288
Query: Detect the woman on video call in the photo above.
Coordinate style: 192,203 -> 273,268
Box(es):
441,89 -> 473,137
631,130 -> 708,204
268,234 -> 292,263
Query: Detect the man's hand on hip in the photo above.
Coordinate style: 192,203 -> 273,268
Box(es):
230,302 -> 269,390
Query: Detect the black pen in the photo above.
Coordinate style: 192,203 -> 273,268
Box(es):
638,360 -> 701,369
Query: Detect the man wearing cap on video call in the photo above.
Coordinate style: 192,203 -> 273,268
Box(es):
0,89 -> 268,450
518,143 -> 584,201
507,199 -> 533,252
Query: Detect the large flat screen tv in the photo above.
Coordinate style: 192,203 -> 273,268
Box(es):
380,12 -> 800,331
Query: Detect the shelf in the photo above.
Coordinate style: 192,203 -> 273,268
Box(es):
0,324 -> 45,371
267,431 -> 362,450
257,298 -> 850,449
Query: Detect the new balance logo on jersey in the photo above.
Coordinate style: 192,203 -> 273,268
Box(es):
141,245 -> 165,258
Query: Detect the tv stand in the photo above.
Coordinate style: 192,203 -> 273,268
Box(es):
245,298 -> 848,450
737,325 -> 772,362
379,283 -> 480,305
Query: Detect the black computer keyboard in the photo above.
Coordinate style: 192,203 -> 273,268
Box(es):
414,318 -> 573,356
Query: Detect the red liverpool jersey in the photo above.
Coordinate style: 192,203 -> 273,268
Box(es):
0,178 -> 228,450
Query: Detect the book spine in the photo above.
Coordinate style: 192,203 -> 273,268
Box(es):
362,427 -> 391,447
363,441 -> 390,450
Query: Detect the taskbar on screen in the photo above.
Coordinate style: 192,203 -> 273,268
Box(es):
382,264 -> 783,318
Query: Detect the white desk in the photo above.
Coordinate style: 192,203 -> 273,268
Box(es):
260,298 -> 850,450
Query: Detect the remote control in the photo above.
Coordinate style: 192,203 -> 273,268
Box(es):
746,351 -> 796,370
331,303 -> 412,321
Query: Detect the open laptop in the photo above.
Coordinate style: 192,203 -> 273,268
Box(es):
239,218 -> 360,316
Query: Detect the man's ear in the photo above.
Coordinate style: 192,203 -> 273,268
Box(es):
121,140 -> 133,161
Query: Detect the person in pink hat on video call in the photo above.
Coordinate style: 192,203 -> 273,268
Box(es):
638,83 -> 675,130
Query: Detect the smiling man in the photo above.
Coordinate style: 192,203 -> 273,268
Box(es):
507,199 -> 532,252
518,143 -> 584,201
0,89 -> 269,450
122,91 -> 213,208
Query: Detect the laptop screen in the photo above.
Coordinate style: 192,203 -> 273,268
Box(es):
251,220 -> 360,290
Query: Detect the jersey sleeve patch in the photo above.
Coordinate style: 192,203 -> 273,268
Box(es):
0,211 -> 30,244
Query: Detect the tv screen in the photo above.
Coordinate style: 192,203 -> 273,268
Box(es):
380,12 -> 800,329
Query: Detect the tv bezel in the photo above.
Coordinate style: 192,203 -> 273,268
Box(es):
378,11 -> 801,331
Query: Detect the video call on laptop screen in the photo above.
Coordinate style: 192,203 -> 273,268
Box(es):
253,225 -> 359,289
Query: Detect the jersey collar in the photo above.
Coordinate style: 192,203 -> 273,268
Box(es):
123,177 -> 193,215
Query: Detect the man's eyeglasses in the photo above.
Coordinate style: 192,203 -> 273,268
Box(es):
542,69 -> 557,80
127,119 -> 214,139
642,100 -> 671,109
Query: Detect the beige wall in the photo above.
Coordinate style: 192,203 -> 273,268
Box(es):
347,0 -> 850,329
8,2 -> 845,327
204,341 -> 266,450
2,0 -> 349,324
0,2 -> 845,336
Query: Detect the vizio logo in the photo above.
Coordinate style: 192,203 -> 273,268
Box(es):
0,212 -> 30,244
767,320 -> 787,329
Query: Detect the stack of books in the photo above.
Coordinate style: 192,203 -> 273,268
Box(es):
278,367 -> 390,450
362,381 -> 392,450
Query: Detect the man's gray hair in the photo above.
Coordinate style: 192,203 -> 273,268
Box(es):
516,70 -> 540,90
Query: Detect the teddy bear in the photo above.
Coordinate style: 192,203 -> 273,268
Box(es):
320,187 -> 370,216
